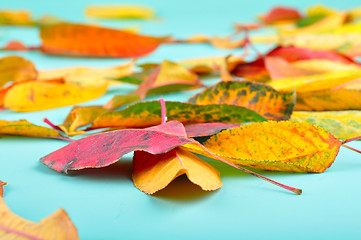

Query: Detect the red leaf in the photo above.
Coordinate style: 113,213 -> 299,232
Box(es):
40,23 -> 167,57
261,6 -> 302,24
40,121 -> 193,173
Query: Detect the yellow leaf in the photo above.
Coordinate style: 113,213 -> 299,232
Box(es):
291,59 -> 361,73
268,69 -> 361,92
0,10 -> 33,25
0,56 -> 37,87
85,5 -> 155,19
306,4 -> 338,17
184,121 -> 341,173
291,111 -> 361,139
0,198 -> 79,239
0,119 -> 64,139
132,147 -> 222,194
38,61 -> 134,86
4,81 -> 107,112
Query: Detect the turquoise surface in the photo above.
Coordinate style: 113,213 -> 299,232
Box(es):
1,0 -> 361,239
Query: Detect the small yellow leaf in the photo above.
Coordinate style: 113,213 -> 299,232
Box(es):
184,121 -> 341,173
132,147 -> 222,194
4,81 -> 107,112
0,198 -> 79,239
85,5 -> 155,19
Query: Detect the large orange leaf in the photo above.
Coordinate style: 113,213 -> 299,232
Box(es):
188,80 -> 295,120
0,198 -> 79,239
0,56 -> 37,87
3,81 -> 107,112
184,121 -> 342,173
40,23 -> 167,57
133,147 -> 222,194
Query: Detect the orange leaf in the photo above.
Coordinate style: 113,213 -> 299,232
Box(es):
0,56 -> 37,87
185,121 -> 342,173
40,23 -> 167,57
0,198 -> 79,239
132,147 -> 222,194
260,6 -> 302,24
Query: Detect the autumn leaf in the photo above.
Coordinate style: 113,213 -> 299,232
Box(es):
0,180 -> 6,197
188,80 -> 295,120
40,23 -> 167,57
291,111 -> 361,139
85,4 -> 155,19
184,121 -> 342,173
0,10 -> 33,25
184,123 -> 240,137
91,100 -> 266,129
3,81 -> 107,112
134,60 -> 201,98
133,147 -> 222,194
259,6 -> 303,24
104,94 -> 141,110
0,55 -> 37,87
0,119 -> 69,140
0,198 -> 79,239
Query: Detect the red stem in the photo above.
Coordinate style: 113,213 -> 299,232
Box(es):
158,98 -> 167,124
192,140 -> 302,195
342,144 -> 361,154
342,135 -> 361,144
43,118 -> 64,132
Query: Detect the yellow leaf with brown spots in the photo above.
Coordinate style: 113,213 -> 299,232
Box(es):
132,147 -> 222,194
0,198 -> 79,239
3,81 -> 107,112
183,121 -> 342,173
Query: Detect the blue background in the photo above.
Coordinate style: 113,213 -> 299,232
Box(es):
1,0 -> 361,239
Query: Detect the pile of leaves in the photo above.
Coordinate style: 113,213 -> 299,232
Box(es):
1,3 -> 361,238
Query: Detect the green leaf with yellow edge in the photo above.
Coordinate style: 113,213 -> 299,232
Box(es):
0,56 -> 37,88
188,80 -> 295,120
268,69 -> 361,92
3,81 -> 107,112
0,119 -> 67,140
0,198 -> 79,239
132,147 -> 222,194
92,101 -> 266,129
183,121 -> 342,173
58,106 -> 107,136
85,5 -> 155,19
291,111 -> 361,139
135,60 -> 201,98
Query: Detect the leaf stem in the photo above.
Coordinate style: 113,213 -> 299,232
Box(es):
193,141 -> 302,195
342,135 -> 361,144
43,118 -> 64,133
341,144 -> 361,154
158,98 -> 167,124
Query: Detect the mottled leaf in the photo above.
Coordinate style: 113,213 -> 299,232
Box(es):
184,121 -> 342,173
133,147 -> 222,194
85,5 -> 155,19
184,123 -> 240,137
188,80 -> 295,120
40,121 -> 194,173
291,111 -> 361,139
3,81 -> 107,112
0,119 -> 67,140
40,23 -> 167,57
0,198 -> 79,239
91,101 -> 266,129
0,56 -> 37,87
58,106 -> 107,136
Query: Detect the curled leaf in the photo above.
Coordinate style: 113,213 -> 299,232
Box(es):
188,80 -> 295,120
184,121 -> 341,173
133,147 -> 222,194
0,198 -> 78,239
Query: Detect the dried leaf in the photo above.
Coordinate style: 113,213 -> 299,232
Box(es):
41,121 -> 194,173
58,106 -> 107,136
184,123 -> 240,137
184,121 -> 341,173
0,198 -> 79,239
3,81 -> 107,112
0,56 -> 37,87
188,80 -> 295,120
0,181 -> 6,197
291,111 -> 361,139
91,101 -> 266,129
38,61 -> 134,86
40,23 -> 167,57
0,119 -> 67,140
85,5 -> 155,19
260,6 -> 302,24
135,60 -> 201,98
133,147 -> 222,194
